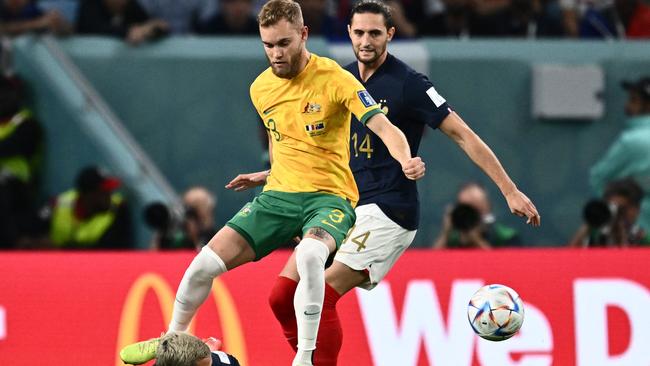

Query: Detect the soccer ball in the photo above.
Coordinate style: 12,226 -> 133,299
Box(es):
467,284 -> 524,341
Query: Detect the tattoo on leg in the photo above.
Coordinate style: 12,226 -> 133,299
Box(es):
307,227 -> 331,240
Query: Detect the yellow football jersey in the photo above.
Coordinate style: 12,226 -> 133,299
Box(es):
250,53 -> 382,205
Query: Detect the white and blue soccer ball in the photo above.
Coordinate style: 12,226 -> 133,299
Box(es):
467,284 -> 525,341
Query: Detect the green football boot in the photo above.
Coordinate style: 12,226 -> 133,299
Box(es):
119,337 -> 160,365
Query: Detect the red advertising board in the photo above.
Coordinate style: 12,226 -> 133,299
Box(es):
0,249 -> 648,366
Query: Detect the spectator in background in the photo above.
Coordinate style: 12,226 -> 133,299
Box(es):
469,0 -> 566,37
468,0 -> 514,36
0,0 -> 71,35
182,186 -> 217,246
136,0 -> 217,34
297,0 -> 347,40
615,0 -> 650,38
535,0 -> 567,36
146,186 -> 216,250
590,76 -> 650,233
47,165 -> 134,249
197,0 -> 258,35
505,0 -> 565,37
570,178 -> 649,247
419,0 -> 565,38
569,0 -> 650,39
560,0 -> 619,38
0,75 -> 43,248
419,0 -> 471,37
384,0 -> 418,37
76,0 -> 169,45
433,182 -> 520,249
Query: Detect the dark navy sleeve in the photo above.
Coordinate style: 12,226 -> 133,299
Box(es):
403,72 -> 450,129
211,351 -> 241,365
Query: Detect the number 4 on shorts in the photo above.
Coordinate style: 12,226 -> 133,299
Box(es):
344,225 -> 371,252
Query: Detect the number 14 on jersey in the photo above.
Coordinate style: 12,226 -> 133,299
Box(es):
352,132 -> 373,159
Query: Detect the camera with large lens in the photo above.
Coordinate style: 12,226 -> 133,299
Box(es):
583,199 -> 617,228
450,203 -> 482,232
143,201 -> 196,249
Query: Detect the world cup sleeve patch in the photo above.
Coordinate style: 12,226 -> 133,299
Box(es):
426,86 -> 446,107
357,90 -> 377,108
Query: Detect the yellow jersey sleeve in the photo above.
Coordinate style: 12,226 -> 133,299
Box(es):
249,82 -> 262,117
333,70 -> 383,125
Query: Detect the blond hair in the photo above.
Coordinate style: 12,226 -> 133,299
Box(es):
257,0 -> 303,28
155,332 -> 210,366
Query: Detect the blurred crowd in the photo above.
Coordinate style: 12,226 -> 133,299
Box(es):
0,72 -> 219,250
0,0 -> 649,43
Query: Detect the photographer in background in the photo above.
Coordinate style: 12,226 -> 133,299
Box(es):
433,182 -> 520,249
145,186 -> 216,251
45,165 -> 134,249
590,76 -> 650,234
570,178 -> 650,247
0,75 -> 43,248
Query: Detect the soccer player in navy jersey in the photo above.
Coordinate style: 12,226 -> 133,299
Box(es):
227,1 -> 540,364
153,332 -> 240,366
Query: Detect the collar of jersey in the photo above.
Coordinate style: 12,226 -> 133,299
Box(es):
359,53 -> 395,85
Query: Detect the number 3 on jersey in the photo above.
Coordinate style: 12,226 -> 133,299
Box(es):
321,209 -> 345,230
352,132 -> 373,159
265,118 -> 281,141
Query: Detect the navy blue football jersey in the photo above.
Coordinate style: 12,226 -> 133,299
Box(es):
345,54 -> 451,230
211,350 -> 240,365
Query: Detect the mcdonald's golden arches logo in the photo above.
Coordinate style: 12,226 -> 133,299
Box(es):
115,273 -> 248,366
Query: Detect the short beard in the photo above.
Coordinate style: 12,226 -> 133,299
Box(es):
354,48 -> 381,66
271,60 -> 300,79
269,46 -> 304,79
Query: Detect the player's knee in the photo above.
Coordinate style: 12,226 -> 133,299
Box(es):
187,246 -> 227,284
295,238 -> 330,272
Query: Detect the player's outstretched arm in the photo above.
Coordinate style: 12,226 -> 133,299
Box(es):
366,113 -> 425,180
225,170 -> 270,192
439,112 -> 541,226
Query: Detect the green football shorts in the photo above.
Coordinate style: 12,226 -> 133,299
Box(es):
226,190 -> 356,260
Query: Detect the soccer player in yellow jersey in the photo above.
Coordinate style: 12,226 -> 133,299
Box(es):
119,0 -> 424,365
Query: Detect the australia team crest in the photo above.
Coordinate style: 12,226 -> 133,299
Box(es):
302,102 -> 321,114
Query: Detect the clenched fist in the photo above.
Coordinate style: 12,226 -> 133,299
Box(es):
402,157 -> 425,180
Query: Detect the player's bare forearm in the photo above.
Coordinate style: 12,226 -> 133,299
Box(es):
440,113 -> 515,194
366,113 -> 425,180
366,113 -> 410,164
225,170 -> 269,191
440,112 -> 541,225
